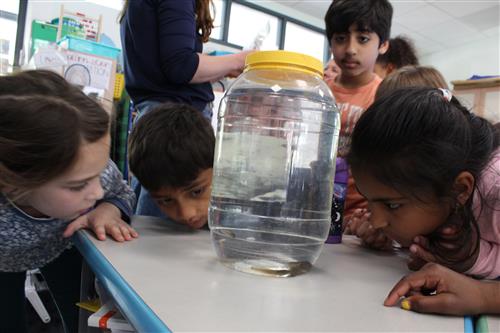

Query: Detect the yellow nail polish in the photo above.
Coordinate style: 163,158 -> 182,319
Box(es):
401,299 -> 411,311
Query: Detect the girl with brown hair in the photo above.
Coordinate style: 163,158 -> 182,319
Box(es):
0,70 -> 137,333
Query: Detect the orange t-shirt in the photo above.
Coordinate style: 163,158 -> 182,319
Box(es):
328,75 -> 382,220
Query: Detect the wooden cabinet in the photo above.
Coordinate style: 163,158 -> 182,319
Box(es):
452,77 -> 500,124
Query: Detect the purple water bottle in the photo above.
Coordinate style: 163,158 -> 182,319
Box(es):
327,157 -> 348,243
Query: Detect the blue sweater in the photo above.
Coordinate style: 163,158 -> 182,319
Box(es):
120,0 -> 214,112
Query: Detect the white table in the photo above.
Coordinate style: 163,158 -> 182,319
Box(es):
74,215 -> 469,332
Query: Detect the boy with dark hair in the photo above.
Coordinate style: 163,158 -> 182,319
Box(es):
324,0 -> 393,220
128,103 -> 215,229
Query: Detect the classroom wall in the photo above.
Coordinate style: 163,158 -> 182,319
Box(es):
23,0 -> 121,63
420,34 -> 500,87
23,0 -> 499,90
251,1 -> 324,29
255,1 -> 499,87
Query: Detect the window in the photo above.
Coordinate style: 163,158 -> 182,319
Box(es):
211,0 -> 225,40
207,0 -> 327,61
284,22 -> 326,62
0,0 -> 19,73
0,0 -> 18,14
227,3 -> 279,50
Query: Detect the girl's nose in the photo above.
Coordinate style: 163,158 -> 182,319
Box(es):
369,208 -> 388,230
87,178 -> 104,201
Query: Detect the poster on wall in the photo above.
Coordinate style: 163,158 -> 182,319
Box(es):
63,50 -> 116,101
64,50 -> 114,90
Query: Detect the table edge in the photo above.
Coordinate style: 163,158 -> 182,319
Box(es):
73,231 -> 172,333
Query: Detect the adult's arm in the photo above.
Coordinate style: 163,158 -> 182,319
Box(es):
157,0 -> 250,84
191,51 -> 252,83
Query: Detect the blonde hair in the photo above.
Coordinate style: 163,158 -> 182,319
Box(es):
376,65 -> 449,100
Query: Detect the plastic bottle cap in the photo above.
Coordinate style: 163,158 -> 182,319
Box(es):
245,50 -> 323,78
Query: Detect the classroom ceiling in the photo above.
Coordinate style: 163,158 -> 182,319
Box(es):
272,0 -> 500,56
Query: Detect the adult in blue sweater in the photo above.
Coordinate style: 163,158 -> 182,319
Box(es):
120,0 -> 251,218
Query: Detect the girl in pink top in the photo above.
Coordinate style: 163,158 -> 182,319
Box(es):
347,87 -> 500,278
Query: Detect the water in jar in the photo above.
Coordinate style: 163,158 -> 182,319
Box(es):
209,87 -> 340,277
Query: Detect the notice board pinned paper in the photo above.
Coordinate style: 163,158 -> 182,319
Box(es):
34,47 -> 67,69
63,50 -> 116,101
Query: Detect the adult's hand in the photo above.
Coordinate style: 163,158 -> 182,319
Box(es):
193,50 -> 255,83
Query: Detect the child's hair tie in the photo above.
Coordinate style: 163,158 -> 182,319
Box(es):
438,88 -> 452,102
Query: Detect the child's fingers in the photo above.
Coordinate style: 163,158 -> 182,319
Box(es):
345,209 -> 368,233
344,222 -> 352,235
413,235 -> 430,250
345,217 -> 361,235
63,216 -> 89,238
63,223 -> 78,238
407,254 -> 427,271
345,211 -> 372,236
362,228 -> 380,245
92,224 -> 107,241
120,225 -> 132,241
128,226 -> 139,238
438,224 -> 460,238
356,220 -> 375,239
119,224 -> 139,241
351,208 -> 367,218
401,294 -> 456,315
365,231 -> 389,250
384,283 -> 411,306
385,266 -> 443,307
106,224 -> 124,242
374,232 -> 391,249
410,243 -> 436,263
384,273 -> 427,306
105,222 -> 138,242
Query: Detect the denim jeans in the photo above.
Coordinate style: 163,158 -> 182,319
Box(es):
131,100 -> 213,219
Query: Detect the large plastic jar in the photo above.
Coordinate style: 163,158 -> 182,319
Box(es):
209,50 -> 340,277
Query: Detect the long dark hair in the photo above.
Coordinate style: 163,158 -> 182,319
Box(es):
348,87 -> 500,266
119,0 -> 214,42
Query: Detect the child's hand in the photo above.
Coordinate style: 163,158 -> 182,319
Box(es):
407,235 -> 436,271
344,208 -> 370,235
384,263 -> 487,315
408,231 -> 479,272
345,209 -> 392,250
63,202 -> 139,242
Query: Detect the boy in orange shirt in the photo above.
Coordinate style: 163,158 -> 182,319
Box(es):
324,0 -> 393,221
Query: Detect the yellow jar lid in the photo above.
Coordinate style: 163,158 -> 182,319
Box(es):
245,50 -> 323,78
